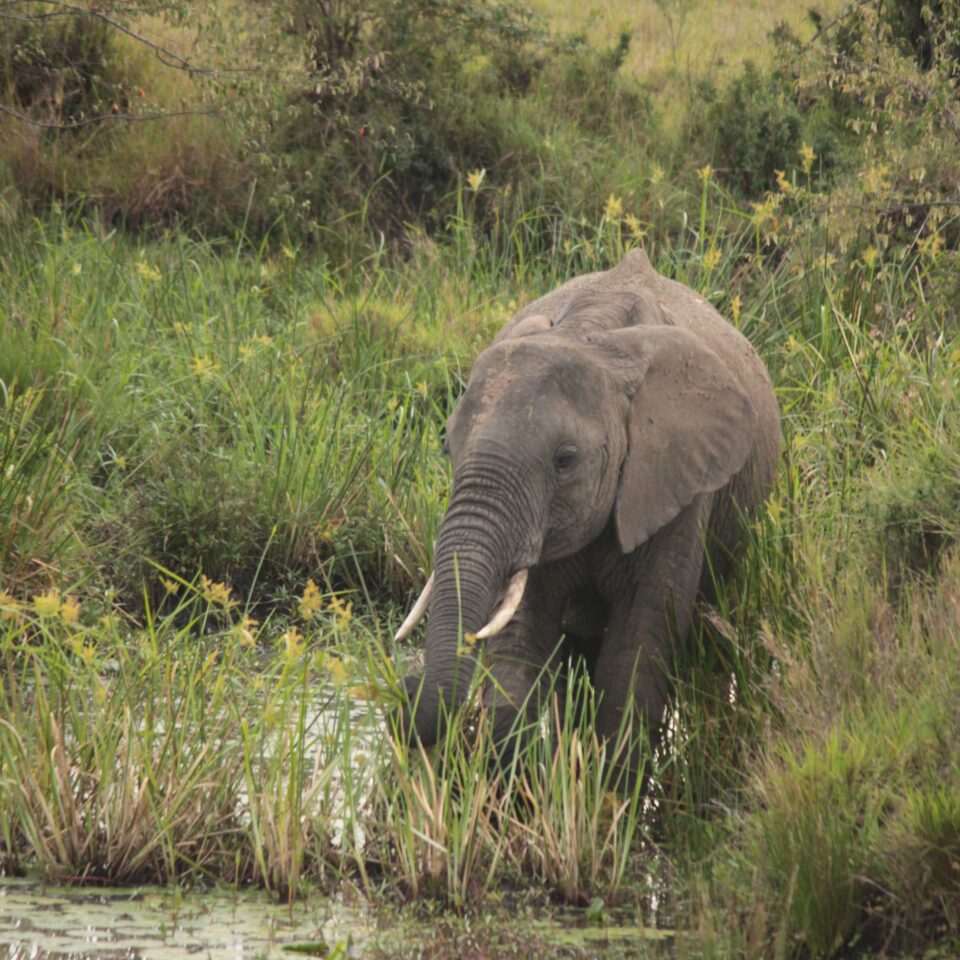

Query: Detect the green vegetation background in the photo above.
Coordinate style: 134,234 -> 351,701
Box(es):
1,1 -> 959,957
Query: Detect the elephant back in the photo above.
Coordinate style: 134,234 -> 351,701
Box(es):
497,250 -> 781,518
495,249 -> 668,342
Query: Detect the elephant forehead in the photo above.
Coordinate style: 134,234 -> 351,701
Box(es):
470,337 -> 604,396
453,339 -> 611,437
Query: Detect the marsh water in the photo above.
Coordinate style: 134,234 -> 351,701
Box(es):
0,877 -> 370,959
0,878 -> 676,959
0,679 -> 676,959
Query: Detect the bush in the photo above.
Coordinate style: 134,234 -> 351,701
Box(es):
1,5 -> 124,127
236,0 -> 547,234
242,0 -> 651,245
0,2 -> 250,231
694,62 -> 804,198
865,430 -> 960,585
1,1 -> 652,246
878,0 -> 960,71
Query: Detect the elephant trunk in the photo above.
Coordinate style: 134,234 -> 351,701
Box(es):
406,461 -> 541,745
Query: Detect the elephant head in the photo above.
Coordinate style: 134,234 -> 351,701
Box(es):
396,304 -> 758,747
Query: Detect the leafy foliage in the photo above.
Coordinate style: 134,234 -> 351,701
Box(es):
2,3 -> 123,127
2,2 -> 960,957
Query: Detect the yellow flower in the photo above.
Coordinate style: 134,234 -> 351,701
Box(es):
750,193 -> 783,227
282,244 -> 297,261
325,653 -> 349,685
624,214 -> 643,237
256,334 -> 274,347
136,260 -> 162,283
467,169 -> 486,191
232,615 -> 259,647
775,169 -> 794,194
299,578 -> 323,621
862,246 -> 879,270
650,163 -> 664,185
337,603 -> 353,629
416,381 -> 428,399
0,590 -> 20,621
189,356 -> 220,378
239,345 -> 255,362
703,247 -> 721,271
33,588 -> 61,618
60,595 -> 81,625
71,262 -> 82,276
698,164 -> 713,184
861,163 -> 892,195
161,578 -> 181,596
919,230 -> 944,257
730,294 -> 742,323
281,627 -> 304,661
200,575 -> 234,608
603,193 -> 623,220
69,634 -> 96,665
329,595 -> 352,630
798,142 -> 816,175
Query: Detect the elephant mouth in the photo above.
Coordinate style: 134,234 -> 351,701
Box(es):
471,568 -> 528,640
395,567 -> 529,643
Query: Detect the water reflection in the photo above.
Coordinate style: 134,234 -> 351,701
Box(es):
0,878 -> 364,959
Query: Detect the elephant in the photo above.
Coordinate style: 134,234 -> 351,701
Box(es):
394,249 -> 780,773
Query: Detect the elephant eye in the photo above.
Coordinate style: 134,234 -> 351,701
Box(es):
553,444 -> 579,473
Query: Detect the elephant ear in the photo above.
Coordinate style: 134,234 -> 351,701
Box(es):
606,325 -> 757,553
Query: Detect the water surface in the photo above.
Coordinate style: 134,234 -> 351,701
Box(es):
0,878 -> 365,959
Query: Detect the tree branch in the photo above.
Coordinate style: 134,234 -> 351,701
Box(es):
0,0 -> 255,77
0,101 -> 220,129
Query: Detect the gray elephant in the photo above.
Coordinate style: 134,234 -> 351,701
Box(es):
395,249 -> 780,769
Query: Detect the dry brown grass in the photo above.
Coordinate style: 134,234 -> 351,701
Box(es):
530,0 -> 844,83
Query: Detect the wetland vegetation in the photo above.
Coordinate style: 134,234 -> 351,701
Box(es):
1,1 -> 959,956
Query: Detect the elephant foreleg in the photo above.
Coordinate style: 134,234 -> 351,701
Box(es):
479,570 -> 564,750
593,497 -> 711,781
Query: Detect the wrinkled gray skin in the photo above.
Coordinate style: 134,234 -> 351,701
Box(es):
401,250 -> 780,768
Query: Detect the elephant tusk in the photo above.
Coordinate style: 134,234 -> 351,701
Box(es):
394,573 -> 434,642
474,568 -> 528,641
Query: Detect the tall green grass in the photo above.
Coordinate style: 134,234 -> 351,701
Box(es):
0,219 -> 475,608
1,162 -> 958,955
0,582 -> 649,908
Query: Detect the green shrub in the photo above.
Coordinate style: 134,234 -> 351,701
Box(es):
694,62 -> 804,197
241,0 -> 652,248
0,3 -> 250,231
868,0 -> 960,71
687,48 -> 845,202
1,4 -> 123,127
868,436 -> 960,583
238,0 -> 545,233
